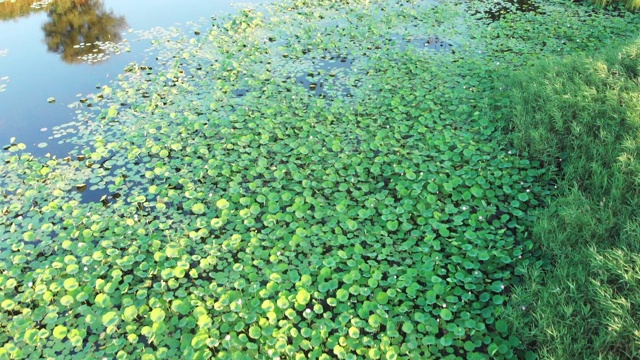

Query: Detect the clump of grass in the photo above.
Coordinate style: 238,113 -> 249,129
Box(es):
500,40 -> 640,358
587,0 -> 640,11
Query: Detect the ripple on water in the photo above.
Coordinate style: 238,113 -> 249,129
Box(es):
0,76 -> 9,93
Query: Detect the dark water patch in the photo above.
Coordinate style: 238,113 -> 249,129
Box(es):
480,0 -> 541,22
421,36 -> 455,52
390,35 -> 455,53
232,88 -> 250,98
295,55 -> 357,99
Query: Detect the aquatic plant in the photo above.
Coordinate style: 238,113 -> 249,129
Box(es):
1,0 -> 639,359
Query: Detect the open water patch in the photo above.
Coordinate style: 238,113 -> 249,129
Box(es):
389,34 -> 456,52
466,0 -> 541,22
294,55 -> 358,98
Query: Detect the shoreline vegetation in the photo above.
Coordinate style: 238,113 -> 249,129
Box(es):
500,39 -> 640,358
590,0 -> 640,10
0,0 -> 639,359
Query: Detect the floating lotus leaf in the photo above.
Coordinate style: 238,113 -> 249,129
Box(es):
216,198 -> 230,209
191,202 -> 206,214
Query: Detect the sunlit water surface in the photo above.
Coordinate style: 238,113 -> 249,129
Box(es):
0,0 -> 270,156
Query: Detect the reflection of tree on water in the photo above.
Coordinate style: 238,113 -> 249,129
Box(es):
0,0 -> 45,21
43,0 -> 127,64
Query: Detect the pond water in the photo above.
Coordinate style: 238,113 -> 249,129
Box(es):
0,0 -> 270,157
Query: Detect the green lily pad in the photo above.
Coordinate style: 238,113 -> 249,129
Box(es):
150,308 -> 166,323
63,278 -> 79,291
102,311 -> 119,327
440,308 -> 453,321
216,198 -> 230,209
296,289 -> 311,306
192,203 -> 206,214
53,325 -> 68,340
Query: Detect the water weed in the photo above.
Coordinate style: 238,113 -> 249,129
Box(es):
1,0 -> 640,359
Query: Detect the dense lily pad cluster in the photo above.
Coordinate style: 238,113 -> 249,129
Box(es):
1,0 -> 639,359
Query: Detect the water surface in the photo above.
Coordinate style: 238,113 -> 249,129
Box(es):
0,0 -> 269,156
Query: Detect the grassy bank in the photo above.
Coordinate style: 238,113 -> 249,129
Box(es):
587,0 -> 640,10
500,40 -> 640,358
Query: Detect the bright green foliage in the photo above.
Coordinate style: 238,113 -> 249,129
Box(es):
149,308 -> 166,323
102,311 -> 119,327
52,325 -> 67,340
295,289 -> 311,306
0,0 -> 639,359
191,203 -> 206,215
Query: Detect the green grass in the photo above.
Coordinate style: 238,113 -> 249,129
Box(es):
587,0 -> 640,10
500,39 -> 640,359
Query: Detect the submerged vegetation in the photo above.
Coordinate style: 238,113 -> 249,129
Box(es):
0,0 -> 639,358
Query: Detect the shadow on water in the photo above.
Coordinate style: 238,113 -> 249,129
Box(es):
295,56 -> 356,99
480,0 -> 540,22
43,0 -> 127,64
389,34 -> 455,53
